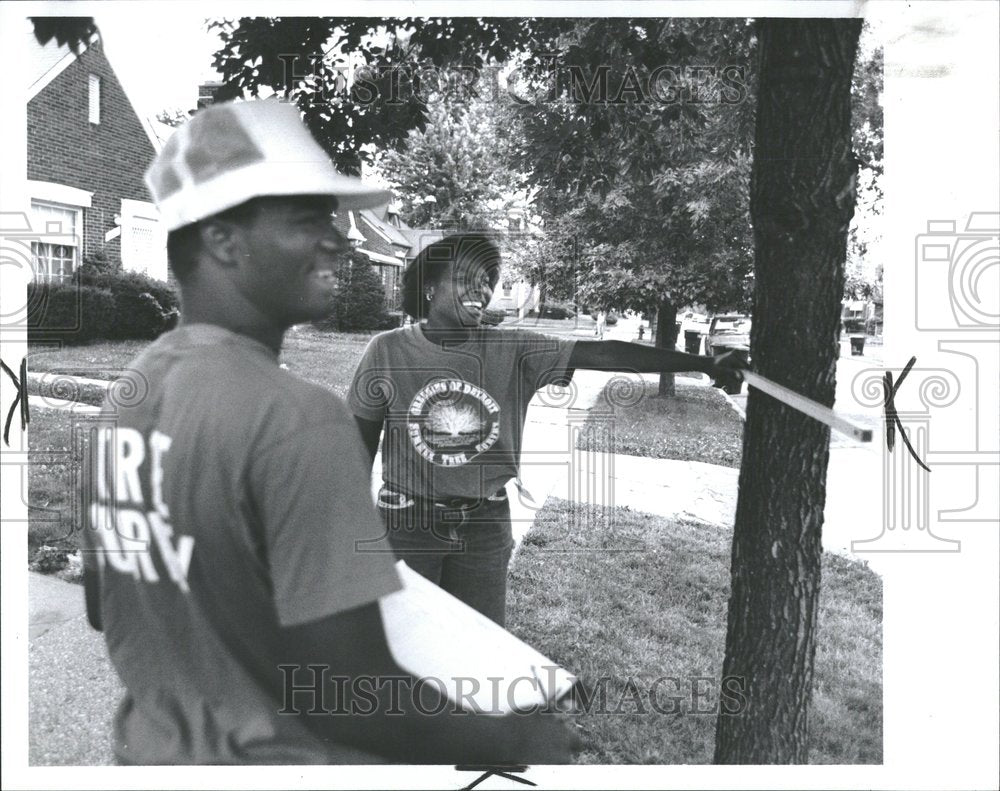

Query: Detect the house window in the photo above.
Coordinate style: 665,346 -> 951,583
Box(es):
88,74 -> 101,124
30,200 -> 82,282
502,281 -> 512,297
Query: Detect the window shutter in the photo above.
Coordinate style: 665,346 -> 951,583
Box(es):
88,74 -> 101,124
120,200 -> 168,281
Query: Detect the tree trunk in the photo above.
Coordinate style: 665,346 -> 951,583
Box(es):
713,19 -> 861,764
655,299 -> 678,396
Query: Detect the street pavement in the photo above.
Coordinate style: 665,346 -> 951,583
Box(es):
25,314 -> 888,765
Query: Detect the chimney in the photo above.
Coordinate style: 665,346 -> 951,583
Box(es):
197,81 -> 225,109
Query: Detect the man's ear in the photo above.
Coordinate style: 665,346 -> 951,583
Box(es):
198,218 -> 247,267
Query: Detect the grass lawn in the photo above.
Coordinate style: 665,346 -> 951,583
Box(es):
578,379 -> 745,468
507,498 -> 882,764
25,325 -> 378,566
26,407 -> 91,558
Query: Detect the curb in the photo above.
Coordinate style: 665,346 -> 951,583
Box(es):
28,394 -> 102,413
719,388 -> 746,422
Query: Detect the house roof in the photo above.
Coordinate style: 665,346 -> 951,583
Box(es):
26,28 -> 167,155
398,227 -> 446,257
358,208 -> 411,248
331,207 -> 446,266
27,28 -> 95,99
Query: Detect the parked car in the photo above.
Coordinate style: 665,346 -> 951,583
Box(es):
704,314 -> 750,354
535,301 -> 577,319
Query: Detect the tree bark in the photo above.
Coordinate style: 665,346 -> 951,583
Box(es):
655,299 -> 678,396
713,19 -> 861,764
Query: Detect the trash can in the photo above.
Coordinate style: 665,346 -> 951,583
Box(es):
684,330 -> 702,355
850,336 -> 866,356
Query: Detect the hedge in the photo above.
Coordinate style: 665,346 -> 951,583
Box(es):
27,268 -> 179,344
76,269 -> 180,339
27,282 -> 116,343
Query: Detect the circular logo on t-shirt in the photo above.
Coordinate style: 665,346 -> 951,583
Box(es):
407,379 -> 501,466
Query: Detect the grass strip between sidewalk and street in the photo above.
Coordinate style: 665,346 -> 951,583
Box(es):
576,379 -> 744,468
507,498 -> 883,765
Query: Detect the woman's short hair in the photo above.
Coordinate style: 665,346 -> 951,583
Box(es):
400,232 -> 501,320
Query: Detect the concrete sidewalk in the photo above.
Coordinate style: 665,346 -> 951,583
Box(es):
28,574 -> 121,766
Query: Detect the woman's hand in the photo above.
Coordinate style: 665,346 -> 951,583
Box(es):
707,350 -> 747,391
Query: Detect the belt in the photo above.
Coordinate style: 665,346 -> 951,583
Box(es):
378,485 -> 507,511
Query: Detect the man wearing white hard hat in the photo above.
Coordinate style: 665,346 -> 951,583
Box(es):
81,99 -> 575,765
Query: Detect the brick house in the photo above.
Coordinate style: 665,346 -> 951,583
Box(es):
27,31 -> 168,282
333,202 -> 444,313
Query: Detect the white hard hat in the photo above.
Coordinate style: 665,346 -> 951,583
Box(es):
145,99 -> 388,231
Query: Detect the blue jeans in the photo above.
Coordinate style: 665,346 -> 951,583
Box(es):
376,487 -> 514,626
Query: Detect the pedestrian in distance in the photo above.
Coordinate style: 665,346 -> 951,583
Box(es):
349,232 -> 744,625
81,100 -> 576,766
594,310 -> 607,339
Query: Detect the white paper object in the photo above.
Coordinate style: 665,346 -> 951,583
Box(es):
379,560 -> 577,715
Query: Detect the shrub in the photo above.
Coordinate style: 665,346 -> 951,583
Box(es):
75,269 -> 180,339
315,254 -> 392,332
27,281 -> 116,344
80,249 -> 115,275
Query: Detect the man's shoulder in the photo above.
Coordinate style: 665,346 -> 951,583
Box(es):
143,327 -> 347,433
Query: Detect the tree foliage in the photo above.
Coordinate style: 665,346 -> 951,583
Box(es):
377,94 -> 526,229
209,17 -> 569,173
155,108 -> 190,128
315,252 -> 392,331
30,16 -> 98,52
845,30 -> 884,301
208,17 -> 759,318
509,19 -> 757,317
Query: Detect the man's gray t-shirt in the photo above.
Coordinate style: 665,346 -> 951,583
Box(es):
82,324 -> 401,764
347,325 -> 576,499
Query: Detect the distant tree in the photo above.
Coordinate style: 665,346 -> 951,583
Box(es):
377,94 -> 526,229
155,108 -> 191,128
315,252 -> 391,331
845,32 -> 884,301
